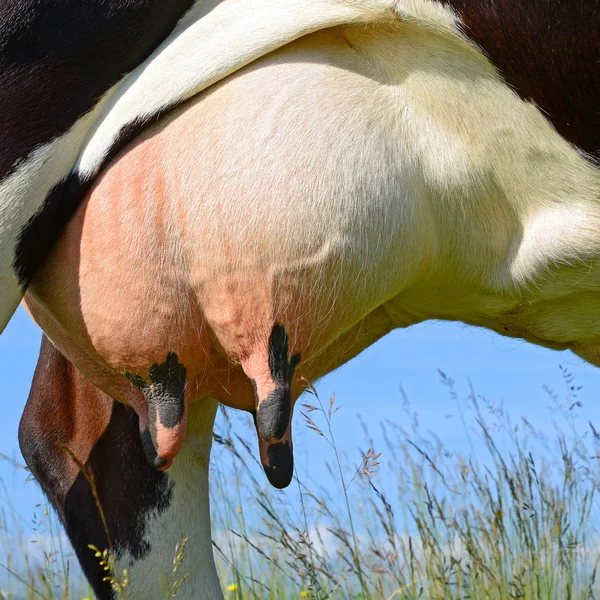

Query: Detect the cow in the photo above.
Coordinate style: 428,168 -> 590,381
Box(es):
0,0 -> 380,333
17,0 -> 599,597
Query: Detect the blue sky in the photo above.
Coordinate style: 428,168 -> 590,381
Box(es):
1,305 -> 600,536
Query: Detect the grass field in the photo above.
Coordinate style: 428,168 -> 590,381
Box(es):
1,369 -> 599,599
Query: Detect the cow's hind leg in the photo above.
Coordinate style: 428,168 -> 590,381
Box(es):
19,336 -> 223,599
19,336 -> 139,598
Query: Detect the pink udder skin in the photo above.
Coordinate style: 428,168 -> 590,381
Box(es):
23,61 -> 388,469
154,416 -> 188,470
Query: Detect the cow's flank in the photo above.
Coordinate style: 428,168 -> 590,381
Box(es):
0,0 -> 193,179
442,0 -> 600,161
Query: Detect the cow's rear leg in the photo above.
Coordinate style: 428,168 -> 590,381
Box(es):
19,335 -> 140,599
19,335 -> 223,599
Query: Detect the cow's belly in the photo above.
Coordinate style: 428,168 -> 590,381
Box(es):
24,29 -> 425,414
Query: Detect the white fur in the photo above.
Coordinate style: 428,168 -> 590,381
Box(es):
135,7 -> 600,357
0,107 -> 107,331
64,0 -> 600,362
118,400 -> 223,599
75,0 -> 395,179
26,0 -> 600,388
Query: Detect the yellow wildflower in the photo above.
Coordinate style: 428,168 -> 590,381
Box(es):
300,592 -> 309,597
227,584 -> 238,592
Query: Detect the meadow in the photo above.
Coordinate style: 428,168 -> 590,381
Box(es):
1,367 -> 599,600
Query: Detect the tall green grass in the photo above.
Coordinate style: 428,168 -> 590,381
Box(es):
2,369 -> 599,599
